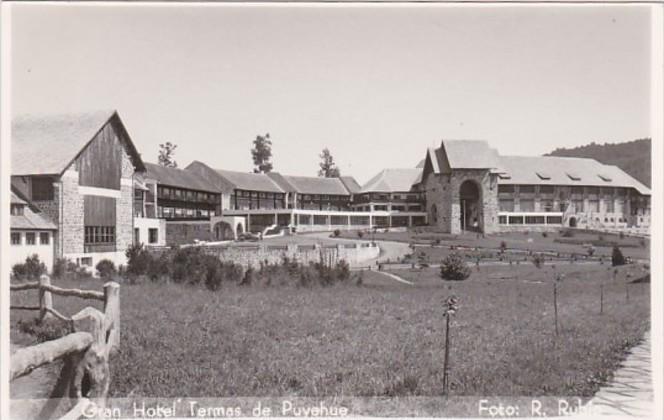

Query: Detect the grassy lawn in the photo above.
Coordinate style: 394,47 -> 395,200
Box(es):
338,229 -> 649,261
10,261 -> 649,403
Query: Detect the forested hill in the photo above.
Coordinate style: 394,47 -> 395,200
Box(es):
545,138 -> 651,188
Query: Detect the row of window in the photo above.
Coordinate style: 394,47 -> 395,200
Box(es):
10,231 -> 50,246
498,198 -> 623,213
498,185 -> 631,196
157,186 -> 219,203
235,190 -> 286,199
84,226 -> 116,244
498,215 -> 564,225
158,206 -> 216,219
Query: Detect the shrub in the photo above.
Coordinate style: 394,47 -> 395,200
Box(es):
96,259 -> 117,279
355,270 -> 364,286
598,234 -> 605,242
587,246 -> 595,257
541,231 -> 548,238
357,231 -> 364,239
561,229 -> 574,238
126,244 -> 154,277
612,246 -> 626,267
52,258 -> 68,279
18,317 -> 73,343
440,253 -> 471,281
619,231 -> 625,239
333,229 -> 341,237
499,241 -> 507,253
334,259 -> 351,282
12,254 -> 47,281
640,238 -> 647,248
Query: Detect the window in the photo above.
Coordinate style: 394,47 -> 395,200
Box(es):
32,177 -> 54,201
539,185 -> 554,194
572,199 -> 584,212
393,195 -> 402,200
519,185 -> 535,194
588,199 -> 599,213
586,187 -> 599,195
498,185 -> 514,194
540,199 -> 554,212
604,199 -> 614,213
11,232 -> 21,245
81,257 -> 93,267
525,216 -> 545,224
40,232 -> 49,245
26,232 -> 36,245
10,204 -> 24,216
546,216 -> 563,224
571,186 -> 584,195
84,226 -> 116,244
508,216 -> 524,224
499,199 -> 514,212
149,228 -> 158,244
498,215 -> 507,224
519,199 -> 535,212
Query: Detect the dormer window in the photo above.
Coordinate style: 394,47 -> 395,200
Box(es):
598,174 -> 612,182
566,172 -> 581,181
10,204 -> 24,216
498,173 -> 511,180
536,172 -> 551,180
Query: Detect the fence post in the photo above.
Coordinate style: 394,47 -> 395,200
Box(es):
71,307 -> 110,406
103,282 -> 120,354
39,274 -> 53,321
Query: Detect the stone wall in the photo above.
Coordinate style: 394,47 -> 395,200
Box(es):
202,242 -> 379,269
61,170 -> 85,255
116,149 -> 135,258
166,221 -> 215,246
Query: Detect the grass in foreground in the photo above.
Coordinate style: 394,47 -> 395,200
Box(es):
10,263 -> 649,399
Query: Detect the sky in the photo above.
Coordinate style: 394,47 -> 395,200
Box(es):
8,3 -> 653,184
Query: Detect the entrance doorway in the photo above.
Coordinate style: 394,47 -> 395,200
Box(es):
459,180 -> 481,232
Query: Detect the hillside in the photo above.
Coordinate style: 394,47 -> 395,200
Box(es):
545,138 -> 651,188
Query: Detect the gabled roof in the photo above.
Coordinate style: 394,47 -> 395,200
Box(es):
215,169 -> 284,193
10,188 -> 57,231
12,110 -> 145,176
144,162 -> 220,193
497,156 -> 651,195
361,168 -> 423,193
339,176 -> 362,194
441,140 -> 502,170
266,172 -> 297,192
281,175 -> 350,196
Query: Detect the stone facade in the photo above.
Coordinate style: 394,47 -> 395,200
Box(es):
423,169 -> 499,234
61,169 -> 85,255
117,148 -> 135,256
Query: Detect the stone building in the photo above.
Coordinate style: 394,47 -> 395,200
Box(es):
418,140 -> 651,234
11,110 -> 146,268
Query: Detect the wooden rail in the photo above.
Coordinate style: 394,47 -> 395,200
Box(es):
10,275 -> 120,419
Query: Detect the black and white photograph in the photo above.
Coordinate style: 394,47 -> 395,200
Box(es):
1,2 -> 662,419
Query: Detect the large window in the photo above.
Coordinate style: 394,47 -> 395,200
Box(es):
40,232 -> 49,245
499,199 -> 514,212
540,199 -> 554,212
588,199 -> 600,213
32,177 -> 54,201
84,226 -> 116,244
519,199 -> 535,212
519,185 -> 535,194
539,185 -> 554,194
11,232 -> 21,245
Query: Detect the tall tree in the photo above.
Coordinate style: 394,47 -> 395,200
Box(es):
158,142 -> 178,168
318,148 -> 340,178
251,133 -> 273,173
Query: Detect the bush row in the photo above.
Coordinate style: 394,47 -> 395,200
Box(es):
125,244 -> 352,289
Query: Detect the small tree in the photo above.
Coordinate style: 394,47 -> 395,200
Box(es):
251,133 -> 273,173
532,253 -> 545,269
440,253 -> 471,281
318,147 -> 341,178
612,246 -> 626,266
158,141 -> 178,168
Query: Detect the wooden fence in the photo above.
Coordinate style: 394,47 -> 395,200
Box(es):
10,275 -> 120,420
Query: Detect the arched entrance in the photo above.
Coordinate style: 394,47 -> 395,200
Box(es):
459,180 -> 481,232
214,221 -> 234,241
569,217 -> 577,228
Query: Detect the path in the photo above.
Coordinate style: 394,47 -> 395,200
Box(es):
583,331 -> 653,417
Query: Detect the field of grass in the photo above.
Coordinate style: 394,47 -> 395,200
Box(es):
10,261 -> 649,405
338,229 -> 649,261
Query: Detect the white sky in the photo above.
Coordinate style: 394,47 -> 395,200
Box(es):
9,3 -> 652,184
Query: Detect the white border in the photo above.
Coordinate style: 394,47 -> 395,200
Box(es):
1,3 -> 662,420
